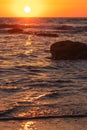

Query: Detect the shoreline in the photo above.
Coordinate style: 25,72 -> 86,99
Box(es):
0,117 -> 87,130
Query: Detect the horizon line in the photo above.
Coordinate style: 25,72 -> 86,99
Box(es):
0,16 -> 87,18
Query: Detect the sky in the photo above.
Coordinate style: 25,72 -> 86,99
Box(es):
0,0 -> 87,17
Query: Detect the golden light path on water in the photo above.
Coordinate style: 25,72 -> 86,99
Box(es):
23,121 -> 36,130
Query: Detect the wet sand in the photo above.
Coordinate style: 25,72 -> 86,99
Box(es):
0,118 -> 87,130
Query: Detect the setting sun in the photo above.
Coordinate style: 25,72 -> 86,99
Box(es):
24,6 -> 31,13
0,0 -> 87,17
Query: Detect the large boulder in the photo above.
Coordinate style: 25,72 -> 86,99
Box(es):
50,40 -> 87,60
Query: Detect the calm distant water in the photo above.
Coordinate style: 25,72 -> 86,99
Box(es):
0,17 -> 87,120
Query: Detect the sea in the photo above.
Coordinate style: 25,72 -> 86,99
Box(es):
0,17 -> 87,121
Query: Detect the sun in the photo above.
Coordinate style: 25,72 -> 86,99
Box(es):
24,6 -> 31,13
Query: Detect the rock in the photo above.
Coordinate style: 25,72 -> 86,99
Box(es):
50,40 -> 87,60
36,33 -> 58,37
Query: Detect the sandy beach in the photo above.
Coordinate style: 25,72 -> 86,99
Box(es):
0,118 -> 87,130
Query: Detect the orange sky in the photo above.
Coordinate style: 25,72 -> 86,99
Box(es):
0,0 -> 87,17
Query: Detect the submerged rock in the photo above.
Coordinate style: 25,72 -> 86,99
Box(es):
36,33 -> 58,37
50,40 -> 87,60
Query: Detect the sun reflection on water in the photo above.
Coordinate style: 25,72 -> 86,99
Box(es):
24,49 -> 33,55
25,41 -> 32,46
24,35 -> 34,56
23,121 -> 36,130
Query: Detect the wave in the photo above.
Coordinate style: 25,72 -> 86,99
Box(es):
0,96 -> 87,121
0,114 -> 87,121
0,23 -> 53,29
0,23 -> 87,35
0,86 -> 21,92
55,25 -> 87,33
0,103 -> 87,120
0,26 -> 58,37
0,107 -> 14,116
8,29 -> 58,37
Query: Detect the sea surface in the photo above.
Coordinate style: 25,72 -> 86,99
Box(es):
0,17 -> 87,120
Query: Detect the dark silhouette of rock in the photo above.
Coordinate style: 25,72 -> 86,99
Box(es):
36,32 -> 58,37
50,40 -> 87,60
